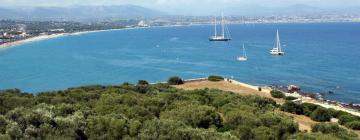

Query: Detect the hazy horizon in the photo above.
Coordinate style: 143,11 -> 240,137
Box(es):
1,0 -> 360,15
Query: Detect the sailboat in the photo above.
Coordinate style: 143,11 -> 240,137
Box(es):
270,30 -> 285,55
209,13 -> 231,41
237,44 -> 247,61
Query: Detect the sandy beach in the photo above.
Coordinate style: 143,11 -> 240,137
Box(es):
0,33 -> 66,49
0,25 -> 190,49
0,27 -> 143,49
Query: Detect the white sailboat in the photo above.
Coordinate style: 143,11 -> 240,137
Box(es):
270,30 -> 285,55
237,44 -> 247,61
209,13 -> 231,41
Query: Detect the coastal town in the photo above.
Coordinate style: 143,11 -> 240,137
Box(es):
1,14 -> 360,48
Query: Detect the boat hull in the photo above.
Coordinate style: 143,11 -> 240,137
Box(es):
209,38 -> 231,41
237,57 -> 247,61
270,52 -> 285,55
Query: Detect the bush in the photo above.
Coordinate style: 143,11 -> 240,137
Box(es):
167,76 -> 184,85
310,107 -> 332,122
312,123 -> 341,134
284,96 -> 298,101
281,101 -> 303,115
137,80 -> 149,85
345,121 -> 360,130
302,103 -> 319,116
270,90 -> 285,98
331,110 -> 351,118
208,75 -> 224,82
338,114 -> 359,125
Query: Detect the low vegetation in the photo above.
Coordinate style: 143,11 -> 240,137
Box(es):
270,90 -> 285,98
208,75 -> 224,82
0,79 -> 357,139
284,96 -> 298,101
281,100 -> 360,131
290,123 -> 358,140
167,76 -> 184,85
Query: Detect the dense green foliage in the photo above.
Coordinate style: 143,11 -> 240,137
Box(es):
311,123 -> 358,140
310,107 -> 332,122
280,101 -> 303,115
167,76 -> 184,85
270,90 -> 285,98
208,75 -> 224,82
281,101 -> 360,131
345,121 -> 360,130
0,83 -> 357,139
284,96 -> 298,101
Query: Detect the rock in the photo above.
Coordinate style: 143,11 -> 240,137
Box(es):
288,85 -> 301,92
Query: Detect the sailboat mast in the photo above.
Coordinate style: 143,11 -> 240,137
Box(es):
214,17 -> 217,37
221,13 -> 225,38
277,30 -> 281,52
243,44 -> 246,58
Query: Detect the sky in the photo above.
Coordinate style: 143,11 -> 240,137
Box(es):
1,0 -> 360,14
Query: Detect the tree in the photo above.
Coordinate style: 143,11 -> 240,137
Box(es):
160,102 -> 221,128
280,101 -> 303,115
167,76 -> 184,85
302,103 -> 319,116
137,80 -> 149,85
310,107 -> 331,122
252,126 -> 277,140
86,116 -> 128,139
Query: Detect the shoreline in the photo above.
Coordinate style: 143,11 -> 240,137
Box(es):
1,22 -> 355,50
181,78 -> 360,117
0,26 -> 163,49
225,78 -> 360,117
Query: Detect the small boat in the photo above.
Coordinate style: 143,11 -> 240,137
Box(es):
270,30 -> 285,55
237,44 -> 247,61
209,13 -> 231,41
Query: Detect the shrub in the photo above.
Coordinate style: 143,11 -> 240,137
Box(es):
310,107 -> 332,122
270,90 -> 285,98
345,121 -> 360,130
284,96 -> 298,101
302,103 -> 319,116
208,75 -> 224,82
331,110 -> 351,118
0,115 -> 7,134
338,114 -> 359,125
280,101 -> 303,115
137,80 -> 149,85
167,76 -> 184,85
312,123 -> 341,134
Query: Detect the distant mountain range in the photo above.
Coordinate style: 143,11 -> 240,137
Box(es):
221,4 -> 360,16
0,5 -> 166,20
0,4 -> 359,20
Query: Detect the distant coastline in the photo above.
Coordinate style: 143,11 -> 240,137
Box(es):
1,22 -> 355,49
0,26 -> 158,49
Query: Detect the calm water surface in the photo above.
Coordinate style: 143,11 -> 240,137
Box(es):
0,23 -> 359,103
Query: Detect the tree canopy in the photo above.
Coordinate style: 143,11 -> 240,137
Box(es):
0,82 -> 357,139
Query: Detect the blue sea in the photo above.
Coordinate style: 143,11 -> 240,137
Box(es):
0,23 -> 360,103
